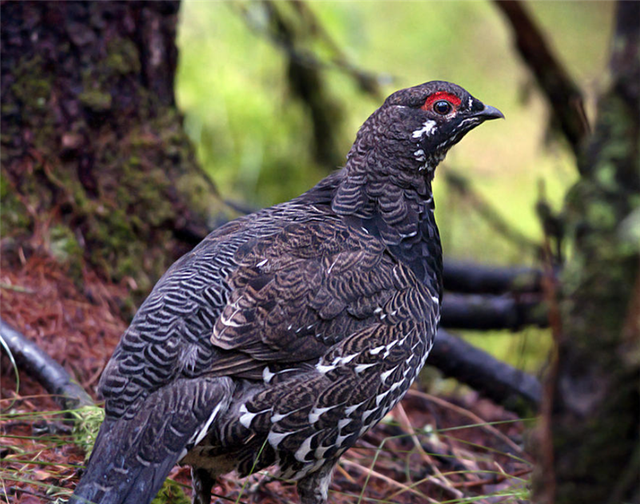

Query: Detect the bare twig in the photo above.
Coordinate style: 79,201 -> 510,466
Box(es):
406,389 -> 525,456
340,457 -> 443,503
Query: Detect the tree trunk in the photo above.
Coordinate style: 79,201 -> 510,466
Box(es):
1,0 -> 223,301
533,2 -> 640,502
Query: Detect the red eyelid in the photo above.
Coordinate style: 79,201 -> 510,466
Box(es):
421,92 -> 462,111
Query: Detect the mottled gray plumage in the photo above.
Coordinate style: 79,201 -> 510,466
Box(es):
70,81 -> 502,504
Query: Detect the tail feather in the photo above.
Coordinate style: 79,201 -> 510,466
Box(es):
70,377 -> 233,504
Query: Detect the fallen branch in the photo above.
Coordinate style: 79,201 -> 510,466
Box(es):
443,260 -> 542,294
441,293 -> 548,330
0,318 -> 94,410
0,318 -> 541,418
430,329 -> 542,413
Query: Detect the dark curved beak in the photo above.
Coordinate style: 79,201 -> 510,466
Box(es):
475,104 -> 504,120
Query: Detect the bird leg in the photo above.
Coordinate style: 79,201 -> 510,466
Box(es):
297,463 -> 334,504
191,467 -> 216,504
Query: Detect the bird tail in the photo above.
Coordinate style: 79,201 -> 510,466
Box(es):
69,377 -> 233,504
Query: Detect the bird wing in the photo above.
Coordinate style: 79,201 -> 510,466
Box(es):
211,217 -> 398,363
192,216 -> 440,477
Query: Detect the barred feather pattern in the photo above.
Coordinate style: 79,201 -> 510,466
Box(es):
72,80 -> 502,504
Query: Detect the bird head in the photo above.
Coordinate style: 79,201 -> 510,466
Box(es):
349,81 -> 503,176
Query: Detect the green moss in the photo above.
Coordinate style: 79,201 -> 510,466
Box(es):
151,479 -> 190,504
49,224 -> 84,263
79,89 -> 112,112
0,183 -> 31,235
71,405 -> 105,459
11,55 -> 52,109
8,55 -> 57,155
105,38 -> 141,75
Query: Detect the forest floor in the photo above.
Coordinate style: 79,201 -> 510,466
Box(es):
1,252 -> 533,504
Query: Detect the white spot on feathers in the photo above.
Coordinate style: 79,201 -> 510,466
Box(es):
309,406 -> 334,424
180,403 -> 223,461
375,389 -> 391,407
370,345 -> 385,355
239,404 -> 270,429
262,366 -> 275,383
268,429 -> 293,449
295,433 -> 316,462
338,418 -> 352,429
355,362 -> 376,373
345,401 -> 365,416
380,366 -> 398,384
315,362 -> 336,374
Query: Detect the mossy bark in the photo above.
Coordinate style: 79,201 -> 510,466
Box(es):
533,3 -> 640,502
1,1 -> 225,304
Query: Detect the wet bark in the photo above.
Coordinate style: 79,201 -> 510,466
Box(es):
533,2 -> 640,502
1,1 -> 223,302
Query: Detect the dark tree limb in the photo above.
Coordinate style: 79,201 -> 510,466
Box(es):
494,0 -> 590,156
533,2 -> 640,502
0,318 -> 94,410
231,1 -> 386,99
443,260 -> 543,295
441,293 -> 548,331
230,1 -> 388,170
264,0 -> 345,169
430,329 -> 542,414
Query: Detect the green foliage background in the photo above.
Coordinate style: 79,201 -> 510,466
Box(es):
175,0 -> 613,371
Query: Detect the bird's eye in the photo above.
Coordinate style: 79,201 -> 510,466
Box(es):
433,100 -> 452,115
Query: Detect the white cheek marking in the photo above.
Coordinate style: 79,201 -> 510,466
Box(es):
412,119 -> 437,139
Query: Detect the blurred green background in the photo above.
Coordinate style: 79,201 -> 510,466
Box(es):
175,0 -> 614,373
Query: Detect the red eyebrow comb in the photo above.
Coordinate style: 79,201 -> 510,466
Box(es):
422,91 -> 462,110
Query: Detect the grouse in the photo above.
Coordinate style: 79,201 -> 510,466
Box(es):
70,81 -> 503,504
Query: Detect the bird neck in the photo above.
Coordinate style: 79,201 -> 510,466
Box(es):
327,146 -> 443,296
331,138 -> 441,225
